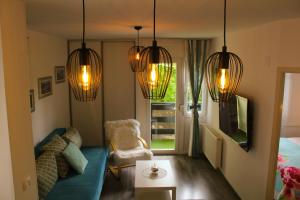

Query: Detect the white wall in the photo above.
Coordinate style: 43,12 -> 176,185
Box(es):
281,73 -> 300,137
28,30 -> 70,145
103,41 -> 135,121
0,24 -> 15,200
207,18 -> 300,200
0,0 -> 38,199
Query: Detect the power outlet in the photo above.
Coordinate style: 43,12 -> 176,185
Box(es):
22,176 -> 32,191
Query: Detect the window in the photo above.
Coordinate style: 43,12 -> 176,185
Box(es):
151,63 -> 177,103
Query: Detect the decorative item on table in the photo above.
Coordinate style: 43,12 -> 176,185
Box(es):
151,162 -> 159,174
55,66 -> 66,84
38,76 -> 53,99
142,164 -> 167,179
29,89 -> 35,112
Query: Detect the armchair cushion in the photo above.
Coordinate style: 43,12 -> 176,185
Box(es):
112,146 -> 153,166
111,126 -> 140,150
105,119 -> 153,167
105,119 -> 141,141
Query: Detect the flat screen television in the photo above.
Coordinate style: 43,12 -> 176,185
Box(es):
219,95 -> 252,151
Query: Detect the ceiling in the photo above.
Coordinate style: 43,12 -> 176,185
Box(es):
26,0 -> 300,39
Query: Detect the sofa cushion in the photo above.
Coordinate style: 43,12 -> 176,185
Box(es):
63,143 -> 88,174
46,147 -> 108,200
42,135 -> 67,153
55,154 -> 70,178
42,135 -> 70,178
62,127 -> 82,148
36,151 -> 58,199
35,128 -> 66,158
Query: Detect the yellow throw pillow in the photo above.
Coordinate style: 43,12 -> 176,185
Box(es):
62,127 -> 82,148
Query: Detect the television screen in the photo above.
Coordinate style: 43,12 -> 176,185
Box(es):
219,95 -> 251,151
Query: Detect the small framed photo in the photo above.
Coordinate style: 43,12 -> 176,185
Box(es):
29,89 -> 35,112
38,76 -> 53,99
55,66 -> 65,83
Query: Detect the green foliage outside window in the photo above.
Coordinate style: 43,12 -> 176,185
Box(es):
152,64 -> 176,103
151,63 -> 202,111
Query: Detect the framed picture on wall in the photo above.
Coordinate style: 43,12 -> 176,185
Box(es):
29,89 -> 35,112
38,76 -> 53,99
55,66 -> 65,83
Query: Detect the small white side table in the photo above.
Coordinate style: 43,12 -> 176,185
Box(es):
135,160 -> 176,200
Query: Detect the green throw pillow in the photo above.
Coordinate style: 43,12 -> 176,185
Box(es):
42,135 -> 70,178
36,151 -> 58,199
62,127 -> 82,148
63,142 -> 88,174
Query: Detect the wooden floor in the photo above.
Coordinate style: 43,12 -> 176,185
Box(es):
100,155 -> 240,200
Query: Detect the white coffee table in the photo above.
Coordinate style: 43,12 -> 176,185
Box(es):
135,160 -> 176,200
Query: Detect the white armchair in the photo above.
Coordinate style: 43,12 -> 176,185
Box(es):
105,119 -> 153,178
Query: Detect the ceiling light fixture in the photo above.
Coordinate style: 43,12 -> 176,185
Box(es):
128,26 -> 144,72
205,0 -> 243,102
137,0 -> 173,100
66,0 -> 102,102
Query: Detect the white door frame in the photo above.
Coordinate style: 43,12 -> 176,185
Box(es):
266,67 -> 300,200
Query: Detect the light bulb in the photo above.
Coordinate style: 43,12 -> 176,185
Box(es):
81,65 -> 90,91
216,68 -> 229,93
148,63 -> 158,87
135,52 -> 140,60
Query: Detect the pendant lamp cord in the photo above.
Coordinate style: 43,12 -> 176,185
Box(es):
153,0 -> 156,41
137,29 -> 140,46
82,0 -> 85,44
223,0 -> 226,47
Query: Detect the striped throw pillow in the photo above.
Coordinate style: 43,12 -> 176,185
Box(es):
42,135 -> 69,178
36,151 -> 58,199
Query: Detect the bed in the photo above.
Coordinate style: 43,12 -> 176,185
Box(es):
275,137 -> 300,200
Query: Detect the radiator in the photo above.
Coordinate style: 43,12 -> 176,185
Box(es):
202,125 -> 222,169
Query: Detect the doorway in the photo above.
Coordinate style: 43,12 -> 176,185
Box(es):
267,67 -> 300,200
148,57 -> 186,154
150,63 -> 177,151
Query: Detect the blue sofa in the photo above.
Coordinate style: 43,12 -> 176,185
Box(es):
35,128 -> 108,200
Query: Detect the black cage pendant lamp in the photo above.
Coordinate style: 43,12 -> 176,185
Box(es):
205,0 -> 243,102
128,26 -> 145,72
67,0 -> 102,102
137,0 -> 173,100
